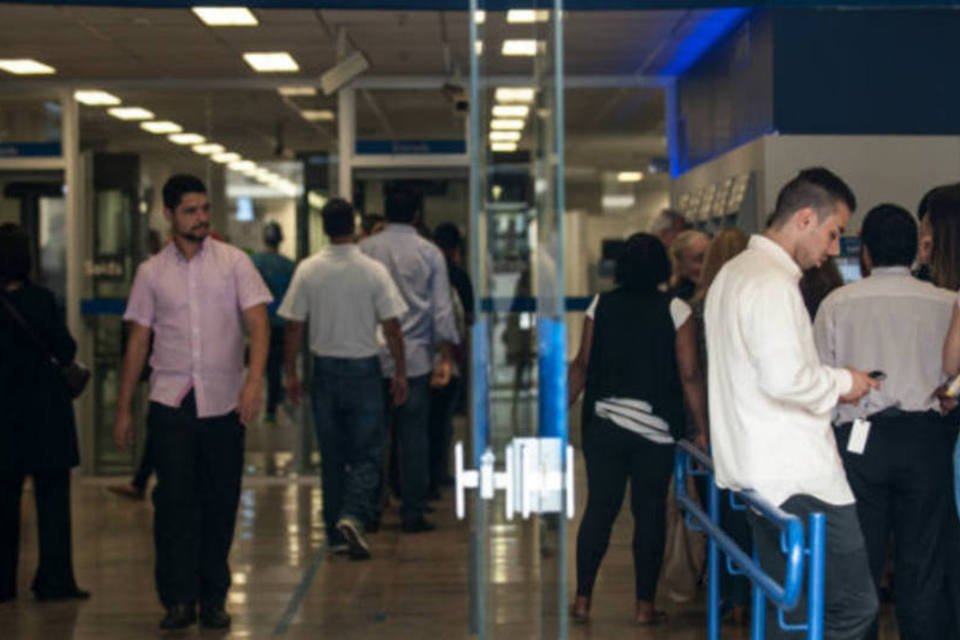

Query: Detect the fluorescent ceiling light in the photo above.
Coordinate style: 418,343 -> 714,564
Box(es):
603,194 -> 636,209
495,87 -> 535,103
277,86 -> 316,97
229,160 -> 256,173
192,7 -> 258,27
0,59 -> 55,75
474,10 -> 486,24
213,152 -> 241,164
617,171 -> 644,183
301,109 -> 335,122
243,52 -> 299,73
140,121 -> 182,134
506,9 -> 550,23
489,131 -> 521,142
492,104 -> 529,118
491,142 -> 517,153
192,143 -> 225,155
502,40 -> 539,57
108,106 -> 154,121
168,133 -> 206,145
491,119 -> 525,131
74,90 -> 120,106
475,41 -> 483,56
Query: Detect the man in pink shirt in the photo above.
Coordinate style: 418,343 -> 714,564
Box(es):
113,175 -> 271,631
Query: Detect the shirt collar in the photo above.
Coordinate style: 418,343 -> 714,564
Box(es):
384,223 -> 418,234
324,243 -> 359,256
167,236 -> 209,263
869,266 -> 911,277
749,234 -> 802,280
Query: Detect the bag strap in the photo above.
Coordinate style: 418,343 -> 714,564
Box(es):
0,292 -> 62,367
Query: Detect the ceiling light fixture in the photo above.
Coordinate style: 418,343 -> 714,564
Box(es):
491,119 -> 525,131
495,87 -> 535,103
212,152 -> 241,164
192,143 -> 225,155
474,10 -> 486,24
140,121 -> 183,134
301,109 -> 335,122
108,107 -> 154,121
492,104 -> 529,118
168,133 -> 206,145
278,86 -> 317,97
74,90 -> 120,106
506,9 -> 550,24
501,40 -> 539,57
489,131 -> 521,142
0,59 -> 55,75
192,7 -> 258,27
229,160 -> 257,173
491,142 -> 518,153
617,171 -> 644,183
243,52 -> 300,73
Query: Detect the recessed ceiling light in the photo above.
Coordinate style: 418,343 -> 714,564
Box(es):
168,133 -> 206,145
489,131 -> 521,142
108,107 -> 154,121
495,87 -> 535,103
74,90 -> 121,106
502,40 -> 539,56
212,152 -> 241,164
491,142 -> 518,152
193,143 -> 225,155
506,9 -> 550,24
0,59 -> 55,75
617,171 -> 644,183
474,10 -> 486,24
278,86 -> 316,97
192,7 -> 258,27
140,121 -> 182,134
475,41 -> 483,56
301,109 -> 335,122
492,105 -> 529,118
491,119 -> 525,131
243,52 -> 299,73
229,160 -> 257,173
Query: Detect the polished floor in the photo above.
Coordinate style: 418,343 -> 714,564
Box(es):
1,414 -> 902,639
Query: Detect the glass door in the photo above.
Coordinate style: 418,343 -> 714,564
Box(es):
465,2 -> 569,637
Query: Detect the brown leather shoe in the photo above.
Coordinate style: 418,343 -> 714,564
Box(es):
635,601 -> 667,626
569,596 -> 590,623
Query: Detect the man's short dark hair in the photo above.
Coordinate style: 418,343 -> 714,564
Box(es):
860,204 -> 917,268
263,221 -> 282,247
0,223 -> 31,286
384,186 -> 420,224
433,222 -> 462,252
615,232 -> 671,293
162,174 -> 207,211
361,213 -> 384,235
769,167 -> 856,229
321,198 -> 355,237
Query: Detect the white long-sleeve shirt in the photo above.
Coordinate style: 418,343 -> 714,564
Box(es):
704,235 -> 855,507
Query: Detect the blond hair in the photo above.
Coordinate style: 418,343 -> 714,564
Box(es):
692,227 -> 748,304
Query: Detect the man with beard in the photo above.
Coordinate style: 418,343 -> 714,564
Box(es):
113,174 -> 272,631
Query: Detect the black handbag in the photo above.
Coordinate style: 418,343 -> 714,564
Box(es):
0,292 -> 91,399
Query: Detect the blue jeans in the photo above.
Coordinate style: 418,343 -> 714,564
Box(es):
312,356 -> 384,542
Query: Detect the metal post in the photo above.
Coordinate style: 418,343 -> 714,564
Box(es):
337,87 -> 354,200
707,472 -> 721,640
807,514 -> 826,640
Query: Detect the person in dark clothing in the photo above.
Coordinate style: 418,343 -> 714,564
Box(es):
0,223 -> 89,603
567,233 -> 709,625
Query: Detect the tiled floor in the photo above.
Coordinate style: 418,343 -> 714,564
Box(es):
0,452 -> 902,640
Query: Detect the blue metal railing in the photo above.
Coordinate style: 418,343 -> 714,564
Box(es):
674,440 -> 825,640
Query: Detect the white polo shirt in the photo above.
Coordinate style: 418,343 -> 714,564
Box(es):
704,235 -> 855,507
278,244 -> 407,359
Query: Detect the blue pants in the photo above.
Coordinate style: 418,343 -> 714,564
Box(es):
386,375 -> 431,523
312,356 -> 385,542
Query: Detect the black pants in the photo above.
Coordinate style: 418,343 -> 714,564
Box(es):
0,468 -> 78,599
265,330 -> 285,418
149,392 -> 244,608
131,427 -> 154,492
575,419 -> 674,601
428,375 -> 461,493
750,494 -> 877,640
836,414 -> 957,639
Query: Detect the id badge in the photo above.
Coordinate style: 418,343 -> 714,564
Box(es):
847,418 -> 871,455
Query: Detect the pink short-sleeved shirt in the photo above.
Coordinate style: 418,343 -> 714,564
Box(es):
124,238 -> 273,418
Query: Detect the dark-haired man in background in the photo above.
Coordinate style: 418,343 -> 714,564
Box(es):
114,174 -> 272,631
706,167 -> 878,639
814,203 -> 957,639
361,187 -> 458,533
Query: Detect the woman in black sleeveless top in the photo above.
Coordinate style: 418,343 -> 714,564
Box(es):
568,233 -> 708,625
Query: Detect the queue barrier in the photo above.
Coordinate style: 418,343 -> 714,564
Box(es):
674,440 -> 825,640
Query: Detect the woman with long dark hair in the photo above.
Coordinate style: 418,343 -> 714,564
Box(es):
568,232 -> 708,625
0,223 -> 88,602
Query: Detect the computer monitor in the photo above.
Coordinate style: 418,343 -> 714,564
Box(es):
836,236 -> 862,283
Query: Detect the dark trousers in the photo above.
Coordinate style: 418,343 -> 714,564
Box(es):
943,504 -> 960,640
383,375 -> 431,523
575,419 -> 674,601
149,392 -> 244,608
428,375 -> 461,493
266,330 -> 285,418
836,414 -> 957,639
719,489 -> 753,608
0,468 -> 77,599
312,356 -> 385,541
132,428 -> 154,492
750,494 -> 877,640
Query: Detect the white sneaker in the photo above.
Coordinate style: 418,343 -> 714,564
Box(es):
336,516 -> 371,560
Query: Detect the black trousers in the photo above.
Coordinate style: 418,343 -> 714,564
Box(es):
0,468 -> 78,599
265,330 -> 285,418
131,427 -> 154,492
575,419 -> 674,601
149,392 -> 244,608
750,494 -> 877,640
428,375 -> 461,493
836,413 -> 958,640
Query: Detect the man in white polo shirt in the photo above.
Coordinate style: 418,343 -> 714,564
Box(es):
279,198 -> 408,560
705,168 -> 878,639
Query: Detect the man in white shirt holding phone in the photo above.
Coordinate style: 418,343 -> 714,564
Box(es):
706,168 -> 878,639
